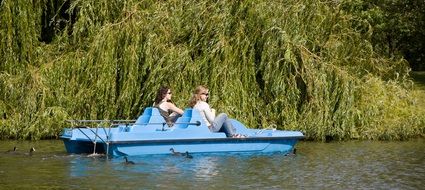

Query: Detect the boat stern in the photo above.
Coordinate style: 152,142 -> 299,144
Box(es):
60,128 -> 106,154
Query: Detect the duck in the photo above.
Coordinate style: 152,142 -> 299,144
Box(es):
285,148 -> 297,157
25,147 -> 36,156
182,151 -> 193,159
5,146 -> 18,153
124,156 -> 135,165
169,148 -> 182,156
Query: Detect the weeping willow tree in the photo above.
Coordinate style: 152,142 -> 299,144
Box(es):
0,0 -> 424,140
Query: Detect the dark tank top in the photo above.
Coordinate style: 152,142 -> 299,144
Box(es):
154,101 -> 175,126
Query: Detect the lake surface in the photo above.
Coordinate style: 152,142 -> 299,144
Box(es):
1,139 -> 424,189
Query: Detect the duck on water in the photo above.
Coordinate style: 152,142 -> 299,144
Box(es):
4,147 -> 35,156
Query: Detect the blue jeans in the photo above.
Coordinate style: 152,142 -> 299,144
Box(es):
211,113 -> 236,137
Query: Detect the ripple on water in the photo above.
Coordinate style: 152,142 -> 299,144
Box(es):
0,139 -> 424,189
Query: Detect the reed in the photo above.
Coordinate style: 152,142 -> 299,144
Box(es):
0,0 -> 424,140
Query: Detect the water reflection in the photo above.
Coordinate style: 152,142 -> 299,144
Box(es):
1,139 -> 424,189
193,156 -> 220,180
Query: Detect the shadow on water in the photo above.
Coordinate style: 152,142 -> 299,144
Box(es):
0,139 -> 424,189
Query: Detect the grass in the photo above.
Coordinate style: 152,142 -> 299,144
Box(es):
411,71 -> 425,110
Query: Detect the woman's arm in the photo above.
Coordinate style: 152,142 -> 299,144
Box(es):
167,102 -> 184,115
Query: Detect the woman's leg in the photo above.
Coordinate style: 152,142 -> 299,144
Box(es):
222,119 -> 236,137
213,113 -> 236,137
211,113 -> 227,132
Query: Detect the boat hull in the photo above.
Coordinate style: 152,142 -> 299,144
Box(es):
62,138 -> 106,154
107,137 -> 299,156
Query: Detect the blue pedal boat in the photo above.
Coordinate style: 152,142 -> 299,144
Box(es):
60,107 -> 304,157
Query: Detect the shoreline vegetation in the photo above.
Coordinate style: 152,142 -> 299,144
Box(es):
1,0 -> 424,141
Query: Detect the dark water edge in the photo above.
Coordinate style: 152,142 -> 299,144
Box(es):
0,139 -> 424,189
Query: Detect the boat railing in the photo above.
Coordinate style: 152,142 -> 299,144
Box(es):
65,119 -> 201,156
66,120 -> 134,156
66,119 -> 137,124
254,127 -> 277,135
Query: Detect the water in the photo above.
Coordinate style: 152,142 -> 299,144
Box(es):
1,139 -> 424,189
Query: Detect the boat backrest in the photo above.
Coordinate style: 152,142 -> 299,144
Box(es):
131,107 -> 207,131
148,107 -> 164,122
145,107 -> 168,130
130,107 -> 167,131
189,108 -> 204,125
134,107 -> 153,126
174,108 -> 194,129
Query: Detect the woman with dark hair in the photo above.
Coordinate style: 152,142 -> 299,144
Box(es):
154,86 -> 184,126
189,85 -> 245,138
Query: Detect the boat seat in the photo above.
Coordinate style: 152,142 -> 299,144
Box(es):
174,108 -> 194,129
174,108 -> 207,129
129,107 -> 167,132
146,108 -> 168,130
189,108 -> 206,127
118,107 -> 153,132
134,107 -> 154,127
148,107 -> 166,123
133,107 -> 166,125
134,107 -> 205,131
180,108 -> 193,117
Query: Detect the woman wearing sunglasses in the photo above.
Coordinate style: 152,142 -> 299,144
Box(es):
154,86 -> 184,126
188,85 -> 245,138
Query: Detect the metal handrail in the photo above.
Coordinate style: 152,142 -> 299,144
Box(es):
66,120 -> 201,126
131,121 -> 201,126
254,127 -> 277,135
66,120 -> 201,156
66,119 -> 136,123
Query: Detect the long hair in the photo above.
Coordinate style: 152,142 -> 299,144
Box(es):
154,86 -> 170,105
188,85 -> 208,107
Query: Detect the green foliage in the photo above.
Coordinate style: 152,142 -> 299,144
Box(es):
341,0 -> 425,70
0,0 -> 424,140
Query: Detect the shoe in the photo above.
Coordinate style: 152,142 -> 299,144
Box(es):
231,134 -> 247,138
